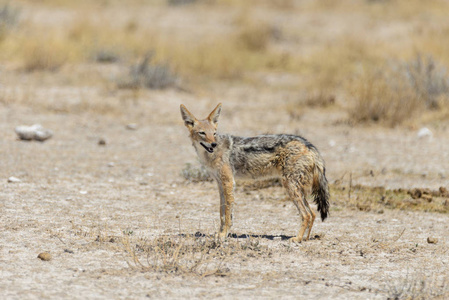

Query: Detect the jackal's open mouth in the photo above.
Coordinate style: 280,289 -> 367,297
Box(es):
200,142 -> 214,153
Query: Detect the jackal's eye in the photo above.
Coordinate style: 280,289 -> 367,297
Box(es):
198,131 -> 206,136
213,132 -> 216,136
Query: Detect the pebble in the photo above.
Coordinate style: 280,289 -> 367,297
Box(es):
15,124 -> 53,142
126,123 -> 138,130
37,252 -> 52,261
8,176 -> 21,183
98,138 -> 106,146
417,127 -> 432,138
427,237 -> 438,244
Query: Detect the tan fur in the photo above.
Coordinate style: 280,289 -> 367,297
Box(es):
180,103 -> 330,242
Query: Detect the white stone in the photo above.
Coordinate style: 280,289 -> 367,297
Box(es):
15,124 -> 53,141
8,176 -> 21,183
417,127 -> 432,138
126,123 -> 138,130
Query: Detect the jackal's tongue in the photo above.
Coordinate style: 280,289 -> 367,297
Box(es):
200,142 -> 214,153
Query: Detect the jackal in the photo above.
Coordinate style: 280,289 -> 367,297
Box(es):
180,103 -> 330,242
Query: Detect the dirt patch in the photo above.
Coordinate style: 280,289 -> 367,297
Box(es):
1,98 -> 448,299
1,1 -> 449,299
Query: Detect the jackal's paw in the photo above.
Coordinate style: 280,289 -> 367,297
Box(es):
289,236 -> 303,243
215,231 -> 228,242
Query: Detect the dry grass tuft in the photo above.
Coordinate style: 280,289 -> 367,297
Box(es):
123,234 -> 224,277
117,53 -> 179,90
286,91 -> 336,119
235,20 -> 273,52
0,3 -> 20,40
303,92 -> 336,108
401,54 -> 449,109
123,233 -> 273,277
20,37 -> 69,72
349,54 -> 449,127
385,272 -> 449,300
181,163 -> 212,182
331,183 -> 449,214
348,68 -> 420,127
92,48 -> 120,64
167,0 -> 199,6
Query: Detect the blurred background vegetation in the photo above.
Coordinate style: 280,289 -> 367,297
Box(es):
1,0 -> 449,126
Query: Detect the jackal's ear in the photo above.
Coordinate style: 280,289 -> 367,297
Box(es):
207,103 -> 222,126
180,104 -> 197,128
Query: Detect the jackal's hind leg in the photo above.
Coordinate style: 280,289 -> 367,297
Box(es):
302,198 -> 316,241
284,179 -> 313,243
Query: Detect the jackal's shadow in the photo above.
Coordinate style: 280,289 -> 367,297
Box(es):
180,232 -> 294,241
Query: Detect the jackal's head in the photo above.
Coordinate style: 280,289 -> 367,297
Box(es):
180,103 -> 221,154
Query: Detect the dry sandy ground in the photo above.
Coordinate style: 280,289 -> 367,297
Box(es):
1,86 -> 448,299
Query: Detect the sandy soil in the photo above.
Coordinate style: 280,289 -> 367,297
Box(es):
1,86 -> 448,299
1,1 -> 449,299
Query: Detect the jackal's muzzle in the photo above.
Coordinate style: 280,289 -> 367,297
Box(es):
200,142 -> 217,153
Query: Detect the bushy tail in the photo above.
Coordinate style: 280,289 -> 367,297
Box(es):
312,164 -> 330,221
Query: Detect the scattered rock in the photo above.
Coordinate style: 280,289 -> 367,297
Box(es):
422,194 -> 433,202
126,123 -> 138,130
64,249 -> 74,254
403,198 -> 420,206
8,176 -> 21,183
406,187 -> 449,200
98,138 -> 106,146
107,162 -> 115,167
409,188 -> 427,199
417,127 -> 432,138
313,234 -> 324,240
427,237 -> 438,244
439,186 -> 449,197
37,252 -> 52,261
15,124 -> 53,142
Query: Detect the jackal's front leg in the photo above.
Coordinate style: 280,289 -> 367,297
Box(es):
215,164 -> 235,241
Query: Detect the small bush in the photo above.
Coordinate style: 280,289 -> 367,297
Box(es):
167,0 -> 198,5
21,38 -> 68,72
286,92 -> 336,120
123,234 -> 229,277
385,273 -> 448,300
93,49 -> 120,63
0,3 -> 19,28
236,21 -> 273,52
349,54 -> 449,126
401,54 -> 449,109
117,53 -> 178,90
0,3 -> 20,40
181,163 -> 212,182
349,69 -> 420,126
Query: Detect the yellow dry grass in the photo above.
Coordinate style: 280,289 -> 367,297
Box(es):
2,0 -> 449,125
